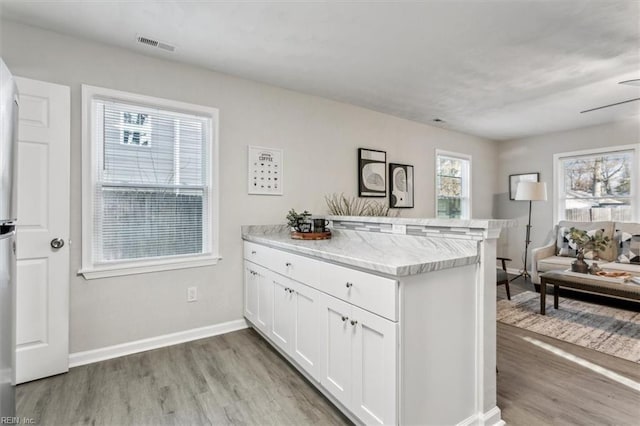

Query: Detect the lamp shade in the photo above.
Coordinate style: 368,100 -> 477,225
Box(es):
515,181 -> 547,201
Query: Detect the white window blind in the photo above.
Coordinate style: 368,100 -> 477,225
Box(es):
92,98 -> 212,264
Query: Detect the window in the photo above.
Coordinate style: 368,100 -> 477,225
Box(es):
554,145 -> 639,223
81,85 -> 219,279
435,150 -> 471,219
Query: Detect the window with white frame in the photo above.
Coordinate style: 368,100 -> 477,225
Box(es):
436,150 -> 471,219
80,85 -> 219,279
555,145 -> 639,223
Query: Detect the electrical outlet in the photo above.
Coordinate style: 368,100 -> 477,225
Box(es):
391,224 -> 406,234
187,286 -> 197,302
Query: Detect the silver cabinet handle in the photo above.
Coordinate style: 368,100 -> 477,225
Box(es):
345,282 -> 353,288
350,320 -> 358,326
341,316 -> 349,322
251,250 -> 256,255
285,262 -> 292,267
50,238 -> 64,249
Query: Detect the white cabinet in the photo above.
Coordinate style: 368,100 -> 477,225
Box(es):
351,305 -> 397,425
243,262 -> 258,322
320,293 -> 397,425
271,274 -> 294,352
266,271 -> 323,382
290,280 -> 322,381
244,261 -> 271,336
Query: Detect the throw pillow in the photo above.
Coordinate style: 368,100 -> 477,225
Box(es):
557,227 -> 578,257
615,230 -> 640,264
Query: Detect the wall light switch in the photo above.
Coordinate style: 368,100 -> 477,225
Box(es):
391,224 -> 406,234
187,286 -> 198,302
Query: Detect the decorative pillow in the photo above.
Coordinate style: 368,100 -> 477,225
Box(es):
615,230 -> 640,264
557,227 -> 578,257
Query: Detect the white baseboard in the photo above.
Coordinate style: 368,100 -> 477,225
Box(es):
458,406 -> 504,426
68,319 -> 248,368
506,267 -> 526,276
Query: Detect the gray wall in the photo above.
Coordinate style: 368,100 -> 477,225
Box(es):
0,19 -> 499,353
495,118 -> 639,272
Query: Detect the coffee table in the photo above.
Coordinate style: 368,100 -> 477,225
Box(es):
539,270 -> 640,315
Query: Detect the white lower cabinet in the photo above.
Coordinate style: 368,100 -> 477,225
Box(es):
321,293 -> 397,425
244,262 -> 271,335
244,248 -> 398,425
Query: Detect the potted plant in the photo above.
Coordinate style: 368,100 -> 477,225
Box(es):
286,209 -> 312,233
568,227 -> 611,273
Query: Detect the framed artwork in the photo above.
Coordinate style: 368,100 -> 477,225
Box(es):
389,163 -> 414,208
248,145 -> 283,195
358,148 -> 386,197
509,172 -> 539,200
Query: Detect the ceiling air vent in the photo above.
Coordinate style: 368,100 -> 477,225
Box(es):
136,35 -> 175,52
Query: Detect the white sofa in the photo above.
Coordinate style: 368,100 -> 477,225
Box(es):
531,220 -> 640,284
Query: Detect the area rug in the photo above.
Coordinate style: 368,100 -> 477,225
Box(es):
497,291 -> 640,363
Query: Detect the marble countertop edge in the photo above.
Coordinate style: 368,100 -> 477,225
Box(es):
241,227 -> 480,277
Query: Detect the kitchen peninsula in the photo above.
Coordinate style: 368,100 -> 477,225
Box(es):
242,216 -> 513,426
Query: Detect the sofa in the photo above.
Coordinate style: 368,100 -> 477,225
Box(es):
531,220 -> 640,284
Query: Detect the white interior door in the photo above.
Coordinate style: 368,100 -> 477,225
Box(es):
15,77 -> 70,384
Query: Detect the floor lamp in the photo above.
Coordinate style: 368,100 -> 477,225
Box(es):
511,181 -> 547,282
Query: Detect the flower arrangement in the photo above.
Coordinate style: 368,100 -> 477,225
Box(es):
324,193 -> 397,217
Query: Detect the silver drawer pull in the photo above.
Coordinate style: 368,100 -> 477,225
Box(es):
251,250 -> 256,255
350,320 -> 358,326
345,282 -> 353,288
341,316 -> 349,322
285,262 -> 292,267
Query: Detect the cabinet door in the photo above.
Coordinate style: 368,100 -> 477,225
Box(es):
291,280 -> 322,381
254,267 -> 272,335
244,262 -> 258,322
271,275 -> 295,353
320,294 -> 353,406
351,305 -> 398,425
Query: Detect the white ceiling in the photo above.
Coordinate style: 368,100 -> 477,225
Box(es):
2,0 -> 639,140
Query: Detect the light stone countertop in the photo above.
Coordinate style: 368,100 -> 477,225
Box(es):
241,225 -> 480,277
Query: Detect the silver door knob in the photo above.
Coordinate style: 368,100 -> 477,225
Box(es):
50,238 -> 64,249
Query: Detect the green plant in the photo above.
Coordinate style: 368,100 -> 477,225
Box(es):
568,227 -> 611,256
286,209 -> 311,229
324,193 -> 397,217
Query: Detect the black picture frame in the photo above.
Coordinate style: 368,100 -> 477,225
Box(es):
358,148 -> 387,197
509,172 -> 539,200
389,163 -> 414,208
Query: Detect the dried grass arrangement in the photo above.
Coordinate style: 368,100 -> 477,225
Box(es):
325,193 -> 397,217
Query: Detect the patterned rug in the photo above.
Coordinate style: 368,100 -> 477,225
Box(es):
497,291 -> 640,364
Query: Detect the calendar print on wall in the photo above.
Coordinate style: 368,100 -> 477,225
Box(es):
248,146 -> 283,195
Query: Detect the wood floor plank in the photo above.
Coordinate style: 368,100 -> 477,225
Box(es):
16,307 -> 640,425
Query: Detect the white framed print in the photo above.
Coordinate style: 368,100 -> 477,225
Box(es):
248,146 -> 283,195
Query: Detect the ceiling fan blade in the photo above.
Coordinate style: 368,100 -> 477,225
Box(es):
580,98 -> 640,114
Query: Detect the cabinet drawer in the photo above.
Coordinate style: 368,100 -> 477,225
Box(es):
243,241 -> 283,268
316,261 -> 398,321
243,241 -> 398,321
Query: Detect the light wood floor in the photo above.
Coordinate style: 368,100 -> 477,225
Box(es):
17,278 -> 640,425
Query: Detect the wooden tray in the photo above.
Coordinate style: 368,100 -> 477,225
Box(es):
291,231 -> 332,240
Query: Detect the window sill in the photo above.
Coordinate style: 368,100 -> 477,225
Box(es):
78,255 -> 222,280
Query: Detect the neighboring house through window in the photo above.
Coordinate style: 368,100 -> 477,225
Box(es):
554,145 -> 639,223
435,150 -> 471,219
80,85 -> 219,279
